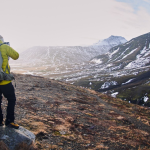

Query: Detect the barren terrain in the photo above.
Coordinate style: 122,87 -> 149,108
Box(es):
1,73 -> 150,150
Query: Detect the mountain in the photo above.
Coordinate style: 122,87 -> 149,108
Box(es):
70,32 -> 150,106
4,73 -> 150,149
10,35 -> 126,78
9,33 -> 150,106
91,35 -> 127,53
93,32 -> 150,70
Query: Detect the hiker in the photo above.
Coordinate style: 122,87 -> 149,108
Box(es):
0,35 -> 19,129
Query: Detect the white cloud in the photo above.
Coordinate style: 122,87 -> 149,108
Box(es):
0,0 -> 150,49
143,0 -> 150,3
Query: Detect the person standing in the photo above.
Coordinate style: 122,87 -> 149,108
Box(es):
0,35 -> 19,129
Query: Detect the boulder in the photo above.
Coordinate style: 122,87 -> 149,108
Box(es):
0,126 -> 35,150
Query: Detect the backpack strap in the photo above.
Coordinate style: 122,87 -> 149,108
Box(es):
5,63 -> 10,74
0,51 -> 3,71
0,44 -> 4,71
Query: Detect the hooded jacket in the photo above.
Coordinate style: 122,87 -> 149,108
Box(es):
0,40 -> 19,85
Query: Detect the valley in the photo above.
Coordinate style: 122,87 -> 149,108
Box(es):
10,33 -> 150,106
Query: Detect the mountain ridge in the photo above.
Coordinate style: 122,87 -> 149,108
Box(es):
71,32 -> 150,106
10,35 -> 127,78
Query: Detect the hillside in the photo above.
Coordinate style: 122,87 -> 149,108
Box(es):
2,73 -> 150,150
69,32 -> 150,106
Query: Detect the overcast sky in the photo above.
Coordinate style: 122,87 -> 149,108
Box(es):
0,0 -> 150,50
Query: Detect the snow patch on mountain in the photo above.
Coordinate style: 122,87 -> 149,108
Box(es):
122,48 -> 138,59
143,96 -> 149,102
100,81 -> 118,89
122,78 -> 135,85
111,92 -> 119,98
106,63 -> 113,67
140,46 -> 147,55
91,59 -> 102,64
136,46 -> 150,58
125,57 -> 150,69
109,48 -> 120,58
124,45 -> 150,69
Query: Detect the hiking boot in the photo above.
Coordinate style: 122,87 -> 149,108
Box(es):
6,122 -> 19,129
0,121 -> 4,126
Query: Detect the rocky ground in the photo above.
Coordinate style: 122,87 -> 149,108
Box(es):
1,73 -> 150,150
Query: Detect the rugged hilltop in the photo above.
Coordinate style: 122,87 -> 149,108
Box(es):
2,73 -> 150,150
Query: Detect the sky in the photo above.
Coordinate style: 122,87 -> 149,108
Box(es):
0,0 -> 150,50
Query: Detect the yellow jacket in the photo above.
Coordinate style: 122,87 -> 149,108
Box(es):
0,40 -> 19,85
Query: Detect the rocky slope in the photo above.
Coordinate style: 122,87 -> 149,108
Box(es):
63,32 -> 150,81
92,32 -> 150,70
1,73 -> 150,150
69,32 -> 150,106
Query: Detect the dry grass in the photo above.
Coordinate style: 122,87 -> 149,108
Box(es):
0,141 -> 38,150
15,142 -> 38,150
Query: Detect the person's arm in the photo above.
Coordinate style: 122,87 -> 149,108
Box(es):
6,45 -> 19,60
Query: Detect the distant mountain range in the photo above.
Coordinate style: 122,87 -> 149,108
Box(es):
10,35 -> 126,77
10,32 -> 150,106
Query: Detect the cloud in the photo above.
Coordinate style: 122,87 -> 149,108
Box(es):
0,0 -> 150,48
112,0 -> 150,39
116,0 -> 150,13
143,0 -> 150,3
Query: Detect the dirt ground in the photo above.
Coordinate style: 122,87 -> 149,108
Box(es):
1,73 -> 150,150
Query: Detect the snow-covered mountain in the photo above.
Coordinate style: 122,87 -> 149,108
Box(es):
70,32 -> 150,106
10,35 -> 126,77
91,32 -> 150,71
70,32 -> 150,84
91,35 -> 127,53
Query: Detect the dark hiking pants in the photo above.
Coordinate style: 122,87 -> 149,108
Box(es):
0,82 -> 16,123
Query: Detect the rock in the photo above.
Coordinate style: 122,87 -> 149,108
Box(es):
0,126 -> 35,150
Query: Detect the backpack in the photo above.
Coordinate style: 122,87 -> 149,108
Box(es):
0,43 -> 15,82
